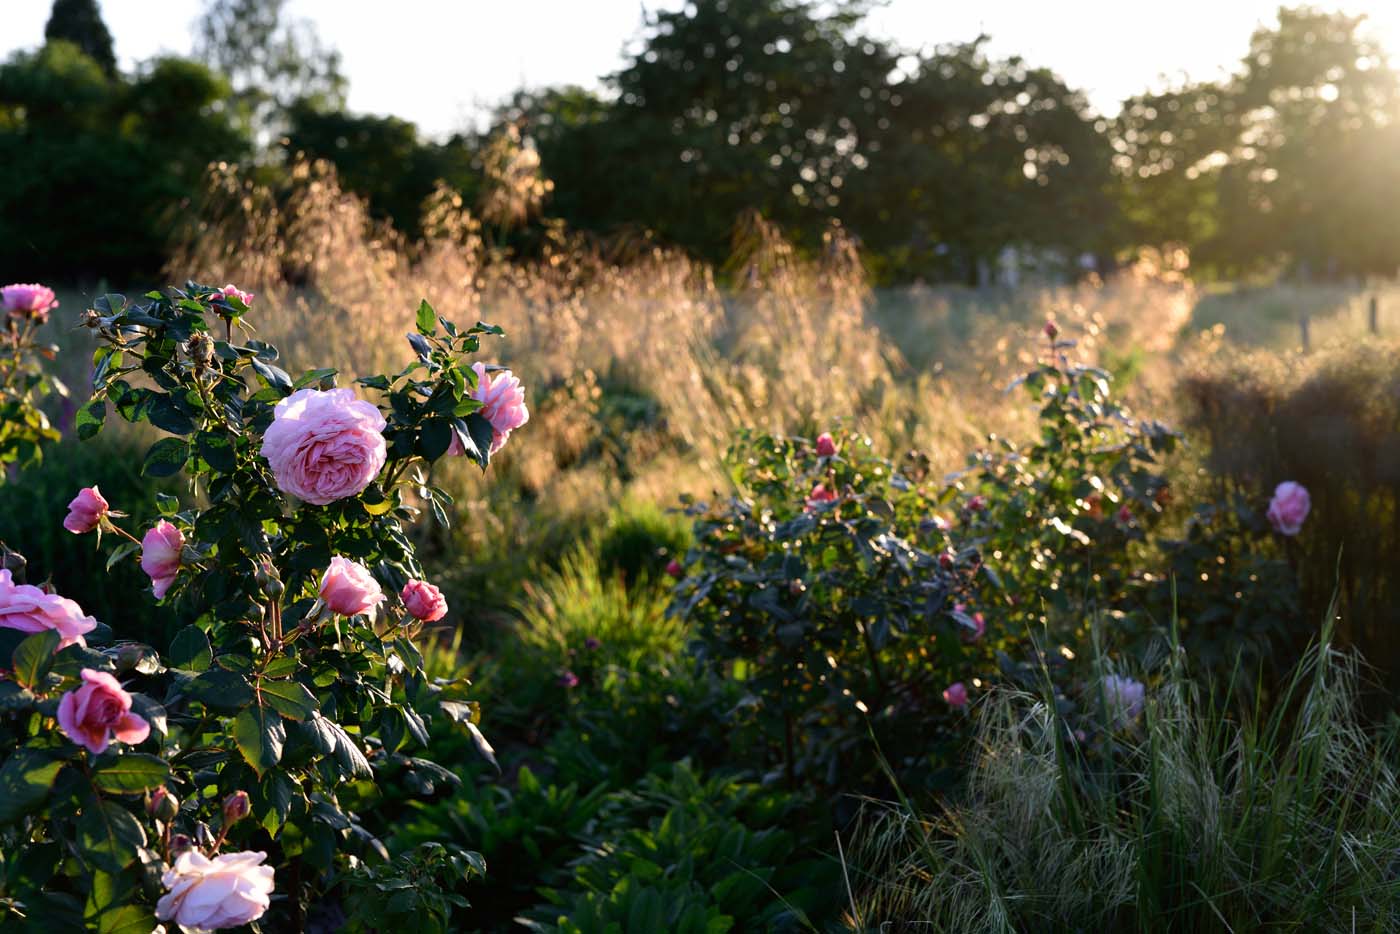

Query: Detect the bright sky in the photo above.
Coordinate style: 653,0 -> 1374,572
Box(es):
7,1 -> 1400,138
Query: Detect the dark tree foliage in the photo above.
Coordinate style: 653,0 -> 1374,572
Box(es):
44,0 -> 116,76
0,43 -> 249,281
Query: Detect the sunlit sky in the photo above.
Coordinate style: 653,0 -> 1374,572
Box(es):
7,1 -> 1400,138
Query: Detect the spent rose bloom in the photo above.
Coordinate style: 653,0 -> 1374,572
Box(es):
212,284 -> 254,306
319,556 -> 384,616
1266,481 -> 1310,536
0,569 -> 96,648
155,850 -> 274,932
63,486 -> 109,534
400,579 -> 447,622
471,362 -> 529,454
1,283 -> 58,323
260,389 -> 387,505
943,682 -> 969,708
1102,674 -> 1146,725
815,432 -> 838,457
56,668 -> 149,755
141,520 -> 184,599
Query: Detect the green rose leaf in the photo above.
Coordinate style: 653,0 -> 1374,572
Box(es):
79,799 -> 147,873
0,749 -> 65,823
186,667 -> 254,712
416,299 -> 437,336
76,398 -> 106,440
259,679 -> 318,722
141,437 -> 189,478
11,629 -> 61,689
92,754 -> 170,794
233,705 -> 286,777
167,626 -> 213,672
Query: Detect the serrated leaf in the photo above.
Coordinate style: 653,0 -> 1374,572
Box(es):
76,399 -> 106,440
465,721 -> 499,774
186,668 -> 253,712
104,542 -> 140,573
79,800 -> 146,872
233,706 -> 285,777
167,626 -> 212,672
250,357 -> 292,393
416,300 -> 437,336
11,629 -> 60,688
259,679 -> 317,721
141,437 -> 189,478
197,432 -> 238,472
0,749 -> 64,823
92,754 -> 169,794
438,699 -> 477,724
323,718 -> 372,778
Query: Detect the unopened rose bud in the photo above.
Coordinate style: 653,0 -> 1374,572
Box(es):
149,786 -> 180,822
1117,504 -> 1133,524
815,432 -> 837,457
939,551 -> 954,571
666,559 -> 683,580
169,833 -> 194,857
968,495 -> 987,513
254,559 -> 284,598
1044,319 -> 1059,340
222,790 -> 250,825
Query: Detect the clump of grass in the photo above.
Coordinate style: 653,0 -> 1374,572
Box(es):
846,619 -> 1400,932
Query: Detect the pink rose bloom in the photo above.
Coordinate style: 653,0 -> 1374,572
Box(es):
319,556 -> 384,616
968,495 -> 987,512
213,284 -> 254,306
1266,481 -> 1310,536
141,520 -> 184,599
260,389 -> 387,505
943,682 -> 969,708
0,569 -> 96,649
156,850 -> 274,932
666,559 -> 684,579
1,283 -> 58,323
63,486 -> 109,534
56,668 -> 149,755
400,579 -> 447,622
1117,504 -> 1133,524
815,432 -> 837,457
805,482 -> 839,510
471,362 -> 529,455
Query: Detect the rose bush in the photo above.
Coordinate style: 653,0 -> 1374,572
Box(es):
0,281 -> 66,477
0,285 -> 518,930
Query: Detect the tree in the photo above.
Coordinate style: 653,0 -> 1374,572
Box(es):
44,0 -> 116,76
195,0 -> 346,139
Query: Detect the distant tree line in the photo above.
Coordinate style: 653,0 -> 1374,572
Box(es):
3,0 -> 1399,284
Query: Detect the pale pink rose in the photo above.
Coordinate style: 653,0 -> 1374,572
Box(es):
0,569 -> 96,649
400,579 -> 447,622
56,668 -> 149,755
1,283 -> 58,323
213,284 -> 254,306
141,520 -> 184,599
63,486 -> 109,534
319,556 -> 384,616
156,850 -> 274,932
471,362 -> 529,455
943,682 -> 969,708
1102,674 -> 1145,725
1266,481 -> 1310,536
260,389 -> 387,505
805,482 -> 839,510
815,432 -> 837,457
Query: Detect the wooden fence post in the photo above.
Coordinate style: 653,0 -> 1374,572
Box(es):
1370,295 -> 1380,335
1300,314 -> 1311,352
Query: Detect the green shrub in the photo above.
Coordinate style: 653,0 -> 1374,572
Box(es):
847,621 -> 1400,932
521,762 -> 841,933
594,500 -> 690,589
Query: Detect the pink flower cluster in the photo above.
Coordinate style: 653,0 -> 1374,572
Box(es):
56,668 -> 149,755
0,569 -> 96,648
1,282 -> 58,323
261,389 -> 387,505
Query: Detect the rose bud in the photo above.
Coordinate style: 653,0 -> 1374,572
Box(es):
222,790 -> 251,825
1044,319 -> 1059,340
815,432 -> 837,457
149,786 -> 180,822
666,559 -> 683,579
